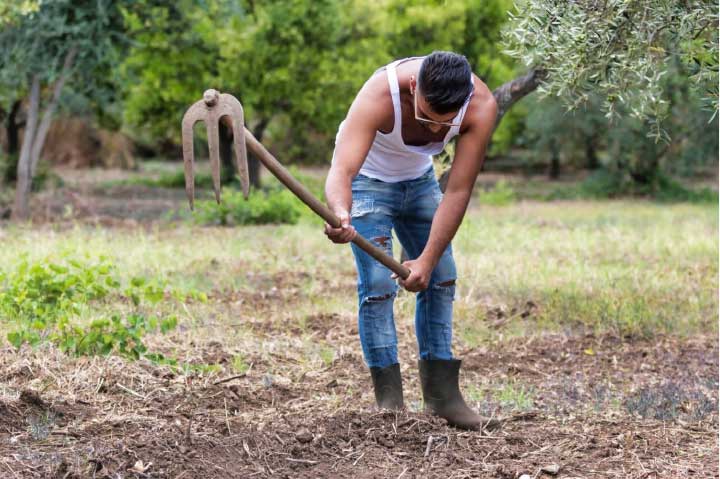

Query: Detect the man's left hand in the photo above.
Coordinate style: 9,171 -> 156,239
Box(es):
393,257 -> 434,292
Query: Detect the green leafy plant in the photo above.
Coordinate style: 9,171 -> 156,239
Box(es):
109,170 -> 216,190
186,187 -> 304,226
0,256 -> 116,343
0,255 -> 182,361
53,313 -> 178,359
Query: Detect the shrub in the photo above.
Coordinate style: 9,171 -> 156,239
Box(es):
478,180 -> 516,206
547,171 -> 718,203
187,187 -> 305,226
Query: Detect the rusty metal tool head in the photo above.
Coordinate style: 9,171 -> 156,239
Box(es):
181,90 -> 412,280
181,89 -> 249,209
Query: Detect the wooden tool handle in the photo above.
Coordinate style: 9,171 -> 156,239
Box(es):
243,128 -> 411,280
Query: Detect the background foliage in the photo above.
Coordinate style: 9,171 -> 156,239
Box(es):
0,0 -> 717,202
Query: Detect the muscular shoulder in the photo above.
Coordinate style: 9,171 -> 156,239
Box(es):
350,71 -> 394,132
461,77 -> 497,134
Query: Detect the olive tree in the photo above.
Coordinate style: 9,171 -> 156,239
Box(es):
500,0 -> 718,140
0,0 -> 126,220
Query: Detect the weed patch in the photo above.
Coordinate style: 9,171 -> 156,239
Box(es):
0,256 -> 186,361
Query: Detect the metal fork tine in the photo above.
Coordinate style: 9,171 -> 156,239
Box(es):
233,123 -> 249,199
181,101 -> 205,210
216,94 -> 249,199
228,111 -> 250,199
181,89 -> 411,280
206,117 -> 222,204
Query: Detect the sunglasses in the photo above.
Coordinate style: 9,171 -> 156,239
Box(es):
412,87 -> 464,128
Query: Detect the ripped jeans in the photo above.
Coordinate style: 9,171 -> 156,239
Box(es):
350,167 -> 456,369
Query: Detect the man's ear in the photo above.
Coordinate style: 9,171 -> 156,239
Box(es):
409,75 -> 416,95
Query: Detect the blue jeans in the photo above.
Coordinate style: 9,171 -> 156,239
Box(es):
350,167 -> 456,369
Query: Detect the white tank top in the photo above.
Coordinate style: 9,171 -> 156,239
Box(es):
333,57 -> 473,183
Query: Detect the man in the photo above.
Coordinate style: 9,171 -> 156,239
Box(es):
324,51 -> 497,431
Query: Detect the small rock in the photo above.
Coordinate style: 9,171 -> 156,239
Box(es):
295,428 -> 313,443
541,464 -> 561,475
129,461 -> 151,473
519,475 -> 533,479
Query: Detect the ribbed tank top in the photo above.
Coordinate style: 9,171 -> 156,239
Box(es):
334,57 -> 473,183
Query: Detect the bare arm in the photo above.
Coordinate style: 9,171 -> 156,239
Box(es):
324,77 -> 390,243
399,95 -> 497,291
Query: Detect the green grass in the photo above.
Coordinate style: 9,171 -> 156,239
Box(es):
507,171 -> 718,204
463,381 -> 535,411
453,200 -> 718,339
0,200 -> 716,346
231,353 -> 251,374
495,382 -> 535,410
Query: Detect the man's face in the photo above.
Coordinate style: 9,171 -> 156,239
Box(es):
410,76 -> 461,133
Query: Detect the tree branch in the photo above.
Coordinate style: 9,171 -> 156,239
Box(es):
12,76 -> 41,220
492,68 -> 546,128
437,68 -> 546,191
29,46 -> 78,177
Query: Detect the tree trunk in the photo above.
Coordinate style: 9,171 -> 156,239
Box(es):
29,47 -> 76,178
2,100 -> 22,184
492,68 -> 546,128
12,77 -> 40,221
548,139 -> 560,179
6,99 -> 21,155
249,118 -> 270,189
438,68 -> 545,191
219,121 -> 235,183
585,136 -> 599,170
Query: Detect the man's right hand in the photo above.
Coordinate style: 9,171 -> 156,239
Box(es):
324,209 -> 357,244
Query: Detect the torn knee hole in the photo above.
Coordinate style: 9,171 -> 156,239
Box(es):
373,236 -> 391,247
367,292 -> 394,302
436,280 -> 456,287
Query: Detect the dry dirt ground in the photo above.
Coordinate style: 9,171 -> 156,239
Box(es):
0,328 -> 716,478
1,171 -> 717,478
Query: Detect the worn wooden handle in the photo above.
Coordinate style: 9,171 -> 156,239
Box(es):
243,128 -> 411,280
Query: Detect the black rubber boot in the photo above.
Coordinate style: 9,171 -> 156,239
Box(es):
370,363 -> 404,410
419,359 -> 500,431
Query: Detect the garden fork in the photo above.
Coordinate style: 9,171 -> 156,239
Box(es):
181,89 -> 410,279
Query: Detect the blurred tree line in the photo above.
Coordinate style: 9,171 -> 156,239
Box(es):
0,0 -> 717,218
119,0 -> 523,185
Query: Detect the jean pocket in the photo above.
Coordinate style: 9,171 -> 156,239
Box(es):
351,196 -> 374,218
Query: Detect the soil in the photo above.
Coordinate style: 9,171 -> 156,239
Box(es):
0,334 -> 716,478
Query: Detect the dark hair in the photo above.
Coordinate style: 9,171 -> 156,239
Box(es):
417,51 -> 473,115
